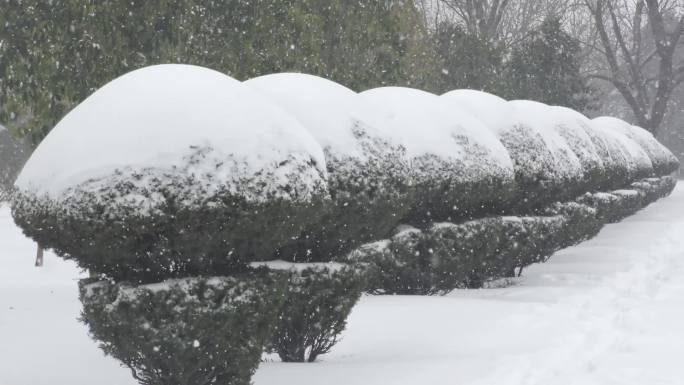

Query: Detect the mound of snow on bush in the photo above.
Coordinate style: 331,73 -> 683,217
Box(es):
11,65 -> 333,281
16,64 -> 327,203
442,90 -> 577,208
593,117 -> 654,179
245,73 -> 412,261
550,106 -> 606,189
597,118 -> 678,175
362,87 -> 515,220
508,100 -> 583,187
626,125 -> 679,175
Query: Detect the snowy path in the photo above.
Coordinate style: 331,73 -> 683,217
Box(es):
2,185 -> 684,385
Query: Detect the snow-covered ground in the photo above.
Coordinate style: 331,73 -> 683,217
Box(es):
3,184 -> 684,385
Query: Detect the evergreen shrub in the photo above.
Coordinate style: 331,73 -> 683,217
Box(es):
350,213 -> 577,295
266,263 -> 366,362
10,65 -> 331,283
79,269 -> 286,385
247,74 -> 414,263
12,160 -> 328,283
362,87 -> 516,224
347,227 -> 434,295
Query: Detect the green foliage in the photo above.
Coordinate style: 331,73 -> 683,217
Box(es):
274,131 -> 414,263
498,125 -> 576,213
0,127 -> 31,199
542,201 -> 602,249
348,176 -> 676,295
432,23 -> 506,94
0,0 -> 437,143
505,17 -> 596,112
348,216 -> 567,295
1,0 -> 179,143
635,176 -> 677,202
578,176 -> 677,223
347,228 -> 435,295
78,269 -> 287,385
11,164 -> 328,283
268,264 -> 366,362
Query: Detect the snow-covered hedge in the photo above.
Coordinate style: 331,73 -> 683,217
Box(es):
578,176 -> 677,223
347,214 -> 573,295
632,176 -> 677,203
576,118 -> 632,190
594,116 -> 678,176
79,269 -> 286,385
442,91 -> 582,211
11,65 -> 329,281
8,65 -> 679,376
361,87 -> 515,223
245,74 -> 412,262
550,107 -> 608,190
11,68 -> 678,281
259,262 -> 366,362
593,117 -> 655,180
349,176 -> 673,295
508,100 -> 585,197
346,226 -> 432,294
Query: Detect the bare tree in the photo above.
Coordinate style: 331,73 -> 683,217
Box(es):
435,0 -> 572,45
584,0 -> 684,135
442,0 -> 512,40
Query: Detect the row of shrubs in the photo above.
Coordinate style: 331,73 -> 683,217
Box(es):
12,68 -> 679,284
348,176 -> 676,295
264,176 -> 675,367
8,66 -> 680,385
76,175 -> 675,384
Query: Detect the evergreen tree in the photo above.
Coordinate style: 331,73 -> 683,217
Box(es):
0,1 -> 186,143
432,22 -> 506,94
308,0 -> 438,91
0,0 -> 437,144
505,17 -> 596,112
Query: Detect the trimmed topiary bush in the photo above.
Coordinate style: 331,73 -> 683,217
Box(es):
575,176 -> 675,224
346,226 -> 434,295
625,127 -> 679,176
262,262 -> 366,362
632,176 -> 677,203
429,218 -> 524,289
443,91 -> 582,212
245,74 -> 413,263
363,87 -> 516,224
576,190 -> 641,223
351,213 -> 578,295
594,116 -> 678,176
542,201 -> 601,248
507,100 -> 584,200
10,66 -> 679,380
593,117 -> 655,181
11,65 -> 330,282
79,269 -> 287,385
623,125 -> 679,175
551,107 -> 607,191
580,121 -> 632,190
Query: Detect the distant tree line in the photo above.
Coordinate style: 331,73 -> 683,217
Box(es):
3,0 -> 681,145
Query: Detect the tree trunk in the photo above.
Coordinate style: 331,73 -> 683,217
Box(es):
35,245 -> 44,267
